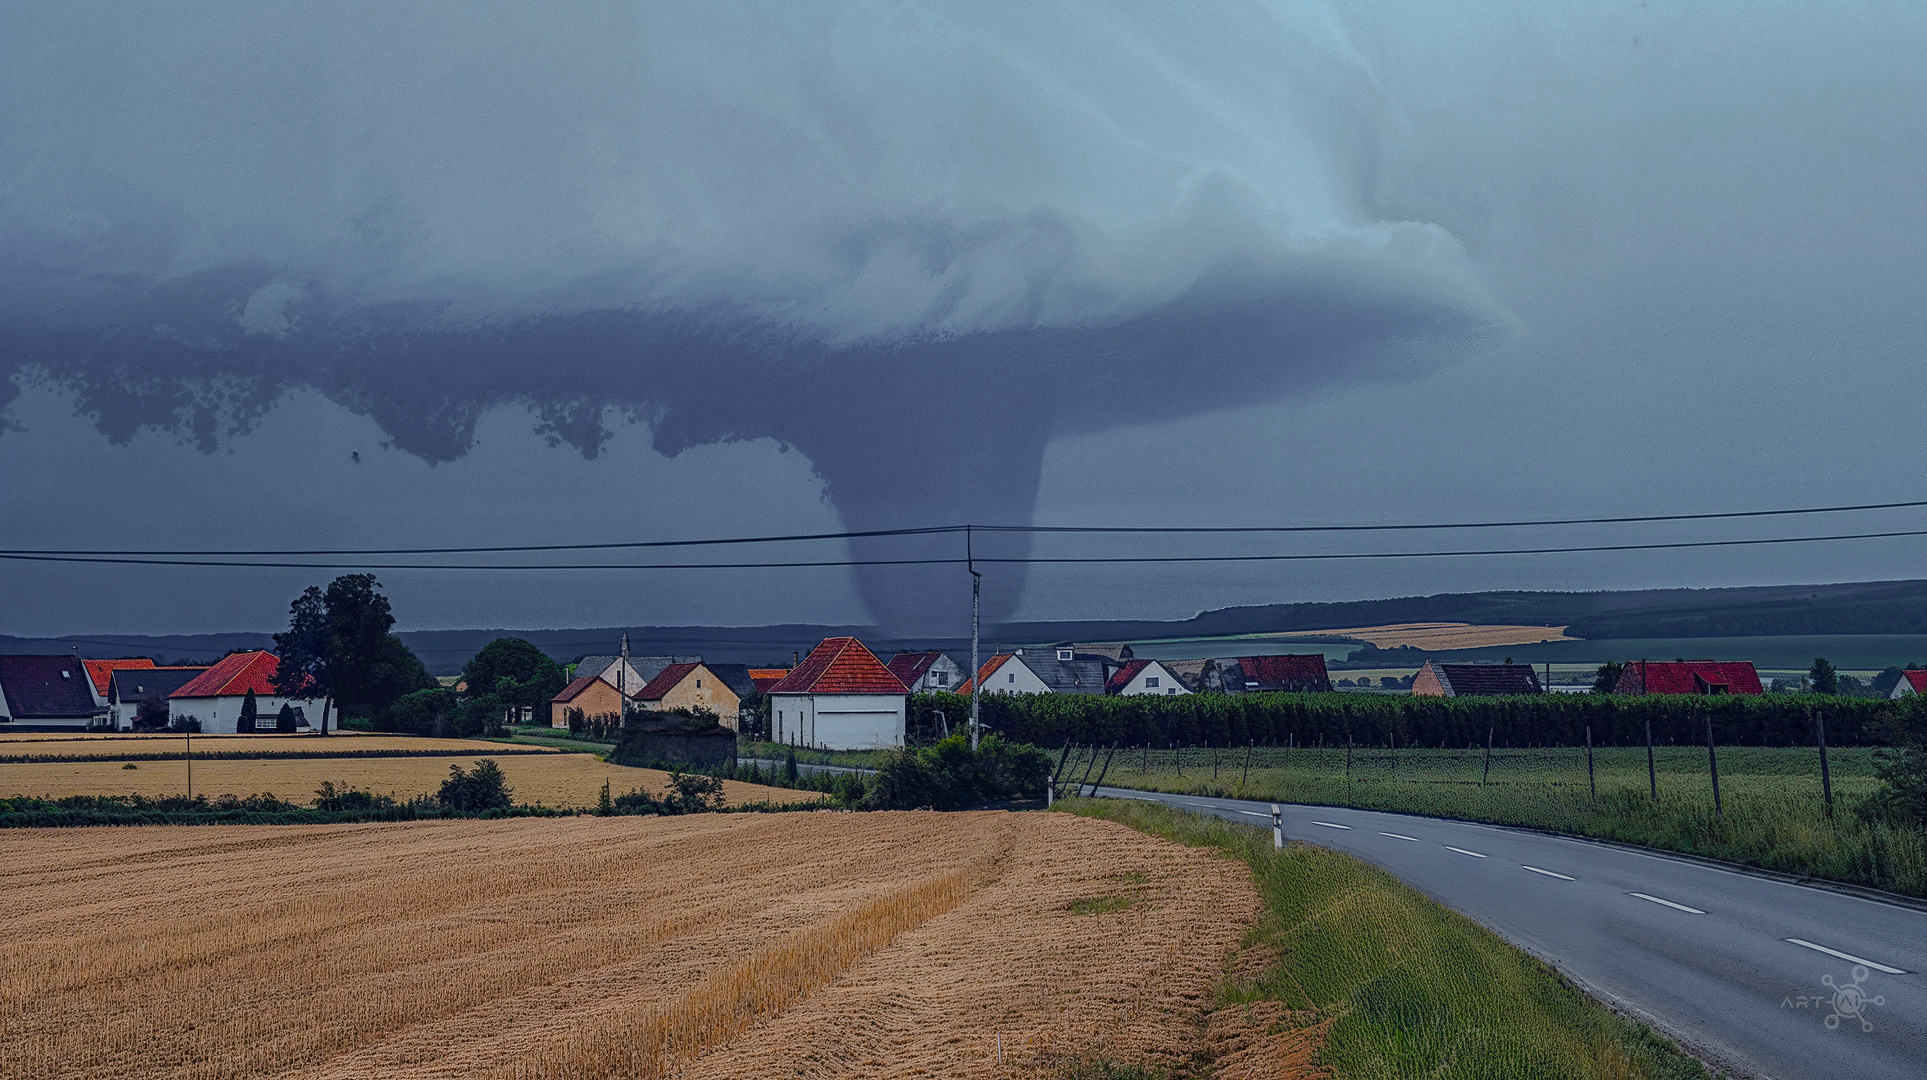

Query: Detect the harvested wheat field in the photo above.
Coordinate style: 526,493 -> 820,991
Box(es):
0,754 -> 818,809
0,733 -> 560,758
0,812 -> 1312,1079
1302,621 -> 1572,650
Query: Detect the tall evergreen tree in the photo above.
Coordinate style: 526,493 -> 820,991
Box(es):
1809,657 -> 1839,695
238,688 -> 258,733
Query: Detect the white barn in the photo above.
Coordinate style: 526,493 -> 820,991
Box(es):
169,651 -> 327,734
767,637 -> 909,750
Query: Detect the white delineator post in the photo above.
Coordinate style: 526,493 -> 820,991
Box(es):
1271,803 -> 1283,849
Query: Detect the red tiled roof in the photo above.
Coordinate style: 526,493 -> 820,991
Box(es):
886,651 -> 942,687
748,668 -> 790,692
170,651 -> 303,699
82,658 -> 156,697
1616,661 -> 1762,696
766,638 -> 908,695
954,654 -> 1015,697
550,675 -> 606,704
1903,670 -> 1927,694
635,661 -> 704,702
1106,659 -> 1152,695
1236,654 -> 1331,690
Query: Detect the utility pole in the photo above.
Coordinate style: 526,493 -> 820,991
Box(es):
968,525 -> 981,752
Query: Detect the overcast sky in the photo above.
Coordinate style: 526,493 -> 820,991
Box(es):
2,1 -> 1924,638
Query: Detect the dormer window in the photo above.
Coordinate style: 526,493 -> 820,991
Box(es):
1057,648 -> 1073,661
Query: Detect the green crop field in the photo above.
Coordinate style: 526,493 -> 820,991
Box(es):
1077,742 -> 1927,898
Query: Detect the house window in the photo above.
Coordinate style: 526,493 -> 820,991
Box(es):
696,679 -> 702,688
1057,649 -> 1073,661
932,672 -> 946,686
1146,677 -> 1160,688
1166,688 -> 1177,695
1008,673 -> 1016,683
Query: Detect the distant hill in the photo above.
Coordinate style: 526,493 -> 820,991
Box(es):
10,579 -> 1927,674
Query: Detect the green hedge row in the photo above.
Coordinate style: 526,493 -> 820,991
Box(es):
914,691 -> 1925,749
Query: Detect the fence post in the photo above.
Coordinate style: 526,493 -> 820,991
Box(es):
1586,725 -> 1596,805
1214,745 -> 1221,781
1390,724 -> 1397,778
1346,733 -> 1353,794
1049,742 -> 1073,801
1089,742 -> 1119,797
1076,743 -> 1101,795
1705,714 -> 1722,816
1242,741 -> 1252,792
1815,707 -> 1833,820
1142,743 -> 1149,772
1174,742 -> 1181,777
1646,718 -> 1657,800
1481,727 -> 1492,788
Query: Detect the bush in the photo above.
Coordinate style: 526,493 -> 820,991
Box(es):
275,703 -> 296,733
664,770 -> 725,814
439,759 -> 513,813
388,687 -> 456,737
861,734 -> 1054,811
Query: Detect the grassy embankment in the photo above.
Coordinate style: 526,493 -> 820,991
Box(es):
735,738 -> 890,769
1059,796 -> 1710,1080
1086,743 -> 1927,898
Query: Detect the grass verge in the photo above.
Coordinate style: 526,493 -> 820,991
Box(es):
1092,745 -> 1927,898
1058,796 -> 1710,1080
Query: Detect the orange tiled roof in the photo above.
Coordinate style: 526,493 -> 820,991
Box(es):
766,638 -> 907,695
170,651 -> 299,699
953,654 -> 1015,696
82,658 -> 156,697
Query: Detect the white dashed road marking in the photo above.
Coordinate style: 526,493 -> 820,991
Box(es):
1630,892 -> 1705,914
1521,865 -> 1575,880
1379,832 -> 1421,841
1445,846 -> 1488,859
1311,821 -> 1352,830
1785,938 -> 1907,974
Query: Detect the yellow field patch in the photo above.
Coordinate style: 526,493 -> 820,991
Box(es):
0,753 -> 819,809
1303,622 -> 1573,650
0,732 -> 559,756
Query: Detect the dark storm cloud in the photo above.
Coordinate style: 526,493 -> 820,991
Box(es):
0,2 -> 1508,626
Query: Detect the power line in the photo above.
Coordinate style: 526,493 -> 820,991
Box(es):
3,527 -> 1925,571
2,498 -> 1924,558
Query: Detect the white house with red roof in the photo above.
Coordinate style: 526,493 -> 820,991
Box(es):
767,637 -> 909,749
1892,669 -> 1927,699
955,653 -> 1051,696
1106,658 -> 1192,697
168,650 -> 325,734
886,650 -> 966,693
81,658 -> 157,708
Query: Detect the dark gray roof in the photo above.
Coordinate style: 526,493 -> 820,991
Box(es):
1019,653 -> 1114,695
110,667 -> 208,704
705,663 -> 759,699
0,655 -> 102,718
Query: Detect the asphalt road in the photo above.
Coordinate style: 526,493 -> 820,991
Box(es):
1091,786 -> 1925,1080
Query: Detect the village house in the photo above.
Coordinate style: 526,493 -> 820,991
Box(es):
767,637 -> 909,750
168,651 -> 325,733
108,666 -> 208,730
1203,654 -> 1333,693
1412,661 -> 1544,697
886,651 -> 966,693
548,675 -> 628,729
82,658 -> 158,709
633,661 -> 743,727
1890,670 -> 1927,699
957,645 -> 1120,696
0,655 -> 107,729
1611,660 -> 1763,696
956,653 -> 1051,695
578,644 -> 702,698
1106,658 -> 1193,697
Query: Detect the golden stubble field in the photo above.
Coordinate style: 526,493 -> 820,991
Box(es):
0,733 -> 561,757
0,813 -> 1305,1079
0,753 -> 818,809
